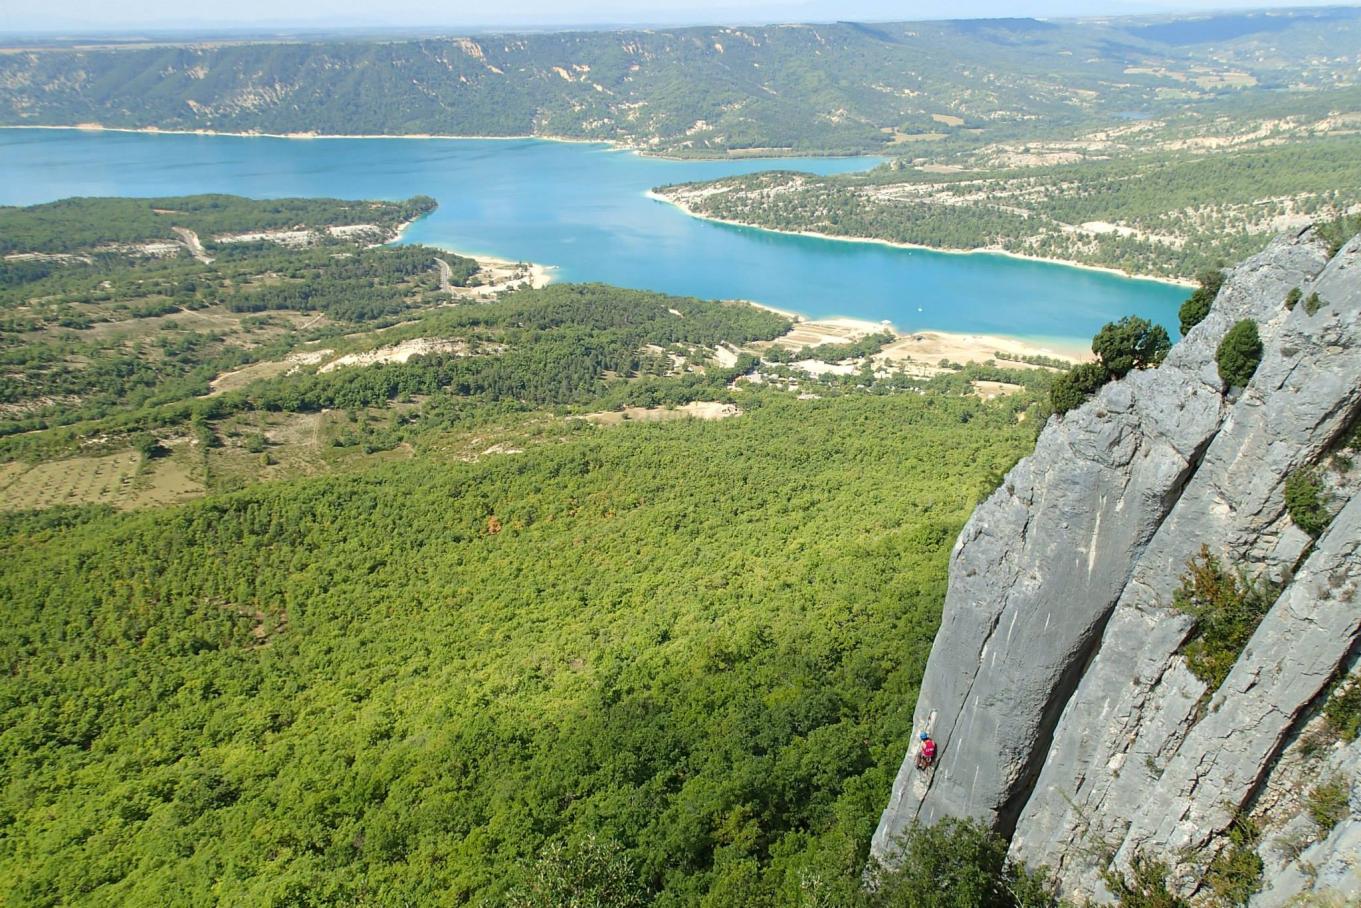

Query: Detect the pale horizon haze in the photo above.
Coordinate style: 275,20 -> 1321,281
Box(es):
2,0 -> 1357,34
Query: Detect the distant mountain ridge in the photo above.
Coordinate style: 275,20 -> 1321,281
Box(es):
1,8 -> 1358,155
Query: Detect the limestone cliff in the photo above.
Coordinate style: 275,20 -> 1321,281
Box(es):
872,226 -> 1361,904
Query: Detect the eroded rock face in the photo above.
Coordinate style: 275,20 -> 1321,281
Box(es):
1014,232 -> 1361,900
872,228 -> 1361,904
1252,723 -> 1361,907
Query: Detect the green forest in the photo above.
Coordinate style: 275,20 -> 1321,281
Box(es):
0,390 -> 1039,905
0,185 -> 1086,904
657,138 -> 1361,279
0,195 -> 435,254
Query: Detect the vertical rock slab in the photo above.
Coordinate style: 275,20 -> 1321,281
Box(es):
1252,728 -> 1361,907
870,228 -> 1334,866
1108,238 -> 1361,891
1010,234 -> 1353,897
1112,494 -> 1361,876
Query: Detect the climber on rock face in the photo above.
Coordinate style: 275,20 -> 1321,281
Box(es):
915,732 -> 936,771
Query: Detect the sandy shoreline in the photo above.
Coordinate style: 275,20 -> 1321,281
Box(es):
385,214 -> 425,245
437,247 -> 556,293
878,329 -> 1090,365
648,190 -> 1196,288
745,299 -> 1090,363
384,213 -> 555,292
745,299 -> 888,336
469,253 -> 556,291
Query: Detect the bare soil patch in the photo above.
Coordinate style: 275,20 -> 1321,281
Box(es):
578,401 -> 741,426
876,331 -> 1087,368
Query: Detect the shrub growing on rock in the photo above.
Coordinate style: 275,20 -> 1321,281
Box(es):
1050,315 -> 1180,417
1204,817 -> 1264,907
1215,320 -> 1262,388
1346,419 -> 1361,451
1284,468 -> 1331,537
1093,316 -> 1172,377
1307,777 -> 1350,836
1102,853 -> 1190,908
1323,678 -> 1361,742
1179,270 -> 1225,335
1318,212 -> 1361,256
1174,547 -> 1276,691
1049,362 -> 1111,415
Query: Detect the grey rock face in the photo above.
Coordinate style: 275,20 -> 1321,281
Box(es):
1252,720 -> 1361,908
1111,491 -> 1361,884
1010,232 -> 1361,898
872,228 -> 1361,900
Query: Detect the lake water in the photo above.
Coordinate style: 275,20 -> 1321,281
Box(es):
0,128 -> 1187,347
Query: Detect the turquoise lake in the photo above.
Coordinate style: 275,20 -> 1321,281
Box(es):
0,128 -> 1187,346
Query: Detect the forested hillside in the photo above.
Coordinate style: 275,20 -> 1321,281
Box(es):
656,137 -> 1361,279
1,367 -> 1047,905
2,10 -> 1359,155
0,194 -> 435,254
1,195 -> 469,436
0,179 -> 1086,903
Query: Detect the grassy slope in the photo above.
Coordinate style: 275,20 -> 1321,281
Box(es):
0,392 -> 1035,905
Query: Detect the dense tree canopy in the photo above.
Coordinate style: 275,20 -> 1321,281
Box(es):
0,392 -> 1039,905
0,195 -> 435,255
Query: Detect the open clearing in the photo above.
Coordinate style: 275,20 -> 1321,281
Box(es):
971,380 -> 1026,400
578,401 -> 742,425
0,449 -> 204,511
1,451 -> 141,509
319,338 -> 468,372
875,330 -> 1086,367
757,316 -> 883,350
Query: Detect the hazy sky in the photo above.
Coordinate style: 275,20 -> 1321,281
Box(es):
2,0 -> 1354,33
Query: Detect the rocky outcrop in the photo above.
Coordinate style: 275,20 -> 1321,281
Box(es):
872,227 -> 1361,904
1252,711 -> 1361,906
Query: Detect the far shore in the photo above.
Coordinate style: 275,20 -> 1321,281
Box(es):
0,122 -> 616,145
648,190 -> 1197,288
0,122 -> 873,162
